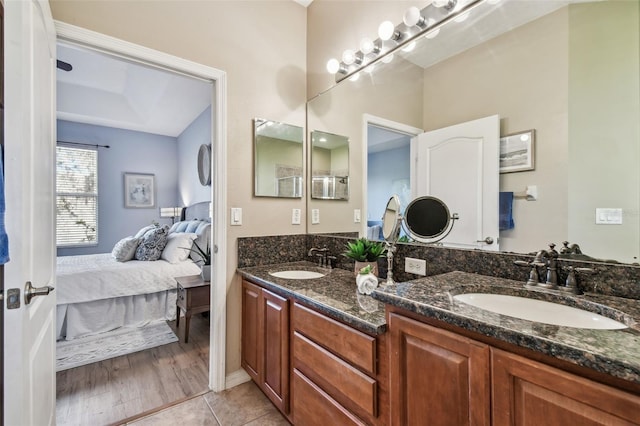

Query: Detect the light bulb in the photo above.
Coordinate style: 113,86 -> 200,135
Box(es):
326,58 -> 340,74
424,18 -> 440,39
378,20 -> 396,41
403,7 -> 424,27
381,53 -> 394,64
402,41 -> 416,52
360,37 -> 375,55
342,49 -> 356,65
349,72 -> 360,82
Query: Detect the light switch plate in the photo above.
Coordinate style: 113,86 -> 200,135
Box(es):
312,209 -> 320,225
292,208 -> 301,225
595,208 -> 622,225
231,207 -> 242,226
354,209 -> 361,223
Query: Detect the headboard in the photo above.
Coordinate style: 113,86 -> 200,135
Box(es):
181,201 -> 211,222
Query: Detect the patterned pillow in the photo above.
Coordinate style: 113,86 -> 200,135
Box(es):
135,226 -> 169,261
111,236 -> 140,262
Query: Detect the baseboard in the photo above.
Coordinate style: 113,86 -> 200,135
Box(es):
225,368 -> 251,389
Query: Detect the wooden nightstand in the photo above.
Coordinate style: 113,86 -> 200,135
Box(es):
175,275 -> 210,343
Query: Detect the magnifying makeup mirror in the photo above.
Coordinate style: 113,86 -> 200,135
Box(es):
381,194 -> 459,285
403,196 -> 459,243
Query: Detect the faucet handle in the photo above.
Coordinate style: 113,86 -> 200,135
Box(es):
514,260 -> 540,287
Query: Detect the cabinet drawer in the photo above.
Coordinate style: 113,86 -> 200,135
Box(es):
293,303 -> 376,375
177,284 -> 209,310
293,369 -> 366,426
293,331 -> 377,417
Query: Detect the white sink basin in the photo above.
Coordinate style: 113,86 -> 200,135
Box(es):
269,270 -> 326,280
453,293 -> 627,330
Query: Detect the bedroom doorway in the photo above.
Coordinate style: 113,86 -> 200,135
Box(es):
54,22 -> 227,422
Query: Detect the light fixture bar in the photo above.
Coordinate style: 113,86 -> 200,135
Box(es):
332,0 -> 492,83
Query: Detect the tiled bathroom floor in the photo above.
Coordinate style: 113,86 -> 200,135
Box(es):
124,381 -> 289,425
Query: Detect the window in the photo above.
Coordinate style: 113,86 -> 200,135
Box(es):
56,145 -> 98,246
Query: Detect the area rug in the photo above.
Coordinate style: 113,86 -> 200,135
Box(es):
56,321 -> 178,372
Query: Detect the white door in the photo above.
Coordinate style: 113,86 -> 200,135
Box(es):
411,115 -> 499,251
4,0 -> 57,425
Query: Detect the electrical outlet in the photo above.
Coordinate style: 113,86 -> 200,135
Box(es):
405,257 -> 427,275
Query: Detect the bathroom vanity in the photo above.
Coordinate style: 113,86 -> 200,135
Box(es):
238,263 -> 640,425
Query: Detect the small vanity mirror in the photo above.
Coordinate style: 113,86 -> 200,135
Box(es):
310,130 -> 349,200
404,196 -> 459,243
382,195 -> 401,242
254,118 -> 304,198
197,144 -> 211,186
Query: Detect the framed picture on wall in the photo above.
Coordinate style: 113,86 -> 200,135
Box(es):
124,172 -> 156,208
499,129 -> 535,173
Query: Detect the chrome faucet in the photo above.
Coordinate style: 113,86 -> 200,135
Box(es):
308,247 -> 333,268
515,243 -> 559,289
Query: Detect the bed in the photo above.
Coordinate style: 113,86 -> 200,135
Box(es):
56,202 -> 211,341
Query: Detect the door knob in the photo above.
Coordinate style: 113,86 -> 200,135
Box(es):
476,237 -> 494,245
24,281 -> 55,305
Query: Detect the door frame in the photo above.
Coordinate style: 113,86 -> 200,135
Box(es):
361,114 -> 422,237
55,22 -> 228,392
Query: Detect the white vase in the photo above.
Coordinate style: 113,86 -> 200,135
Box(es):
201,264 -> 211,282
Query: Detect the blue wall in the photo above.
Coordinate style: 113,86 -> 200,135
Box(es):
57,121 -> 179,256
178,105 -> 212,207
368,145 -> 411,222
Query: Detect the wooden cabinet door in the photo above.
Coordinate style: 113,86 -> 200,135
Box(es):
261,288 -> 290,414
492,349 -> 640,426
388,313 -> 490,426
241,280 -> 262,382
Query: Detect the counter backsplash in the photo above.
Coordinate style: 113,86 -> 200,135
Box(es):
237,234 -> 640,300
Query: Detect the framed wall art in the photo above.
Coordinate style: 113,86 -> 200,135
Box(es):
124,172 -> 156,208
500,129 -> 535,173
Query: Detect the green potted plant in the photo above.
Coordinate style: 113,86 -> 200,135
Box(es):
188,240 -> 212,281
343,237 -> 386,276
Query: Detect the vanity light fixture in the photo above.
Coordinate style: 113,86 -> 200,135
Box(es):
403,7 -> 427,29
378,20 -> 402,41
328,0 -> 493,83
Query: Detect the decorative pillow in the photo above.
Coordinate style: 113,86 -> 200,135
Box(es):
161,233 -> 197,264
135,225 -> 170,261
134,224 -> 157,238
111,236 -> 140,262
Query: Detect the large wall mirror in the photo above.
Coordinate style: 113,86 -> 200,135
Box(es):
306,0 -> 640,264
310,130 -> 349,200
254,118 -> 304,198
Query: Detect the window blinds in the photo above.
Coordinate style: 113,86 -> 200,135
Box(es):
56,146 -> 98,247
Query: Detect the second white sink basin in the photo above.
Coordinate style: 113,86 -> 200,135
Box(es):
269,270 -> 326,280
453,293 -> 627,330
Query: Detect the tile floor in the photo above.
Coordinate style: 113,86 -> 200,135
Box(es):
124,380 -> 289,426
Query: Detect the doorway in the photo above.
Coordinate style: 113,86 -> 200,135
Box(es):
362,114 -> 422,239
54,21 -> 227,421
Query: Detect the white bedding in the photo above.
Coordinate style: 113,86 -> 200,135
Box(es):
56,253 -> 201,305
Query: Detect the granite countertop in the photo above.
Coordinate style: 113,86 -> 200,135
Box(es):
238,261 -> 386,335
372,271 -> 640,386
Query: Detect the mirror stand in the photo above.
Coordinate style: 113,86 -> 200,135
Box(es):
384,241 -> 397,286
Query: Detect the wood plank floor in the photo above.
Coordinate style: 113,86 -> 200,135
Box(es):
56,314 -> 210,426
